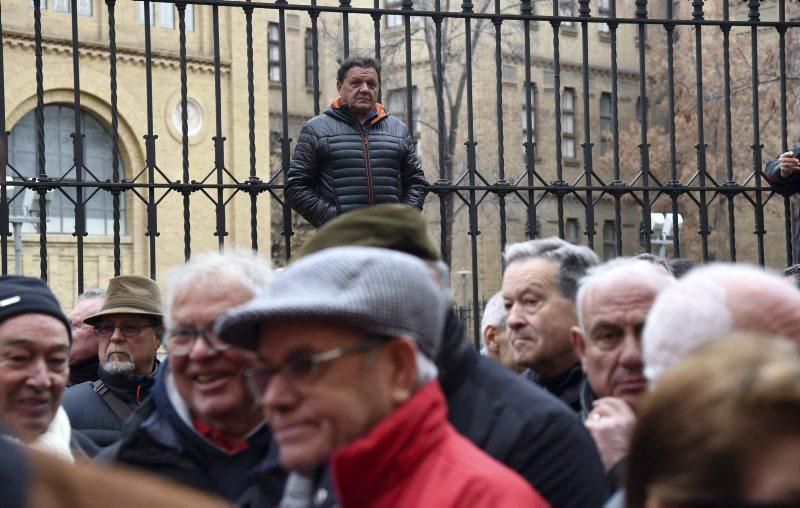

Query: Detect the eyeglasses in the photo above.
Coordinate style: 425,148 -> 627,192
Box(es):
165,327 -> 232,357
94,322 -> 155,340
242,338 -> 387,404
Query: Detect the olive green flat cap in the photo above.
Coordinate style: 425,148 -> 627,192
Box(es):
297,204 -> 440,261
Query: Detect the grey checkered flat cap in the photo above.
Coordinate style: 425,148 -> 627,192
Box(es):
214,246 -> 447,358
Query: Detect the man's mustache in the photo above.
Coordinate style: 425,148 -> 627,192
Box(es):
105,349 -> 133,362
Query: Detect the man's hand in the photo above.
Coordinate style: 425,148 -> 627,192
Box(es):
584,397 -> 636,473
777,151 -> 800,179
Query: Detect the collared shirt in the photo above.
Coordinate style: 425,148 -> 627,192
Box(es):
191,414 -> 249,455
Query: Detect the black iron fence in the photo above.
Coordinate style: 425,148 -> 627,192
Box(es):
2,0 -> 800,344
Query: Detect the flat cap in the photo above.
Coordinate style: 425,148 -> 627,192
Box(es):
297,204 -> 440,261
214,246 -> 447,358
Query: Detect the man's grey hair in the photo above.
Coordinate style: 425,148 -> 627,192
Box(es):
480,292 -> 506,334
575,258 -> 676,330
641,263 -> 792,384
635,252 -> 673,276
503,237 -> 600,301
164,250 -> 273,328
77,287 -> 106,303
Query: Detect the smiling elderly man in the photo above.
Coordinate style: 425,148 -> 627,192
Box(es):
215,246 -> 547,507
63,275 -> 163,448
570,259 -> 674,491
0,275 -> 93,462
98,251 -> 280,502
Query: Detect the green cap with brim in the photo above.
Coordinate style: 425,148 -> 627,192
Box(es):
297,204 -> 440,261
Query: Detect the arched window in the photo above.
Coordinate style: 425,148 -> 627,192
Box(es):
8,105 -> 126,235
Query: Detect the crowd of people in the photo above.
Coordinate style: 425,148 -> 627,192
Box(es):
1,203 -> 800,508
2,53 -> 800,508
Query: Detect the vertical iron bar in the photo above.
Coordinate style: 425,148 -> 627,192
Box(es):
178,3 -> 192,261
143,0 -> 159,280
579,0 -> 594,249
341,0 -> 350,58
403,0 -> 414,138
372,0 -> 382,103
493,0 -> 507,254
748,0 -> 765,265
609,0 -> 622,255
551,0 -> 565,238
70,0 -> 86,294
463,0 -> 481,348
722,0 -> 736,261
636,0 -> 651,253
0,3 -> 8,275
778,0 -> 792,264
665,0 -> 680,256
106,0 -> 122,276
433,3 -> 449,264
692,0 -> 708,260
278,4 -> 293,261
521,0 -> 537,240
310,0 -> 321,116
244,3 -> 258,251
212,5 -> 227,252
34,0 -> 48,280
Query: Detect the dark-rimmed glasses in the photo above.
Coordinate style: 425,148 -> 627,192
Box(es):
94,322 -> 155,340
242,337 -> 387,404
165,327 -> 232,357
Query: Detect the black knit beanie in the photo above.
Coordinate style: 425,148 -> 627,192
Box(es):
0,276 -> 72,344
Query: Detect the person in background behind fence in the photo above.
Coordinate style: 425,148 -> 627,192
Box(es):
284,56 -> 428,227
481,292 -> 521,374
67,288 -> 106,387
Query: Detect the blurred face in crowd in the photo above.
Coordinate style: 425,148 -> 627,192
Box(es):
572,278 -> 653,410
257,320 -> 414,474
68,297 -> 103,364
502,258 -> 579,378
168,280 -> 263,437
96,314 -> 161,376
484,325 -> 521,374
0,313 -> 69,442
337,66 -> 379,120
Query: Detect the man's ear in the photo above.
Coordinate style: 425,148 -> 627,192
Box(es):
483,326 -> 500,355
384,338 -> 419,406
571,326 -> 588,367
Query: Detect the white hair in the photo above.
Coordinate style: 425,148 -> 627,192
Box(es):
416,351 -> 439,385
503,237 -> 599,301
641,263 -> 788,384
164,249 -> 273,328
480,292 -> 506,335
575,258 -> 676,331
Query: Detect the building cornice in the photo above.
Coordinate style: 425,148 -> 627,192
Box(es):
3,30 -> 230,75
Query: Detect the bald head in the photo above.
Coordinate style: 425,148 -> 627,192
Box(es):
642,263 -> 800,383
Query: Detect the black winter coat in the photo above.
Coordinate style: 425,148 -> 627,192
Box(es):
284,101 -> 428,227
437,310 -> 607,508
99,361 -> 283,503
765,148 -> 800,256
63,362 -> 158,449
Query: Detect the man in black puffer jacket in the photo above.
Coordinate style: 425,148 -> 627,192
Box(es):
285,56 -> 428,227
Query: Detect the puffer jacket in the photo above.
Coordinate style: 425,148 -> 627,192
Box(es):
63,361 -> 159,449
285,99 -> 428,227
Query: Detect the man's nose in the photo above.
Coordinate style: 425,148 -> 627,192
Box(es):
26,358 -> 52,390
263,370 -> 299,413
506,303 -> 523,331
620,331 -> 644,369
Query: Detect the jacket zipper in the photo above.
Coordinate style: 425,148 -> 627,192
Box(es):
362,126 -> 375,206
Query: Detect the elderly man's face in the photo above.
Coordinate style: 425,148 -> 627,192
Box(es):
169,280 -> 262,436
502,258 -> 579,378
96,315 -> 161,376
257,320 -> 396,474
336,66 -> 379,118
573,280 -> 652,410
485,325 -> 521,374
68,297 -> 103,364
0,313 -> 69,442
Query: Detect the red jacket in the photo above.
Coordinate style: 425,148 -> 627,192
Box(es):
330,381 -> 549,508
